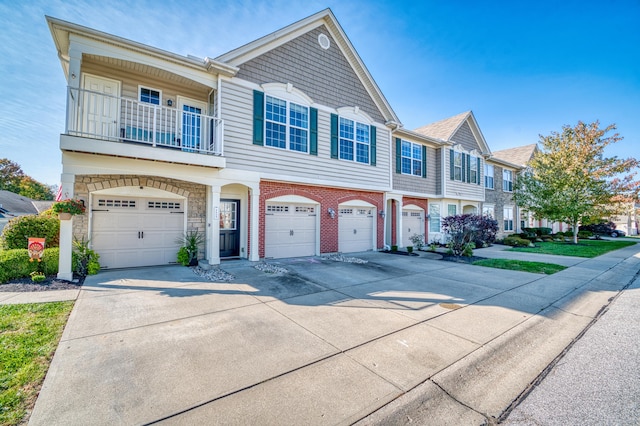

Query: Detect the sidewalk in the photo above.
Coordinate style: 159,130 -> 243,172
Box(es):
0,288 -> 79,305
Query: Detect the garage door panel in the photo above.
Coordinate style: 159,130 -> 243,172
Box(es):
91,197 -> 184,269
265,203 -> 316,259
402,210 -> 424,247
339,207 -> 374,253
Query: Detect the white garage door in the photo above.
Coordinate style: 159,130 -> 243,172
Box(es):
402,209 -> 424,247
339,206 -> 374,253
265,203 -> 316,258
91,197 -> 185,268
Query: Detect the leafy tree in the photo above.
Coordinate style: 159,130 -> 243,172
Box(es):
513,121 -> 639,244
442,214 -> 498,256
0,158 -> 54,200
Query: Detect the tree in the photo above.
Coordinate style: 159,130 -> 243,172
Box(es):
513,121 -> 639,244
0,158 -> 54,200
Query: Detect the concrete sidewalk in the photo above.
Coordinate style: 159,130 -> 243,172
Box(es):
26,244 -> 640,425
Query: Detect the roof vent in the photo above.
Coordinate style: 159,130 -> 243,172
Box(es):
318,33 -> 330,50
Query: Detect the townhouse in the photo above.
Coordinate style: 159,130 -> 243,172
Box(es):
47,9 -> 531,279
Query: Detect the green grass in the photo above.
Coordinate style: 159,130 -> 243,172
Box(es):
0,302 -> 74,426
507,240 -> 636,258
472,258 -> 567,274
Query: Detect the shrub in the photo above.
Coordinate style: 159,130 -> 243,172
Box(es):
577,230 -> 593,239
462,244 -> 474,257
406,246 -> 414,253
391,245 -> 398,252
523,227 -> 552,236
442,214 -> 498,256
504,236 -> 534,247
1,214 -> 60,250
177,246 -> 190,266
72,238 -> 100,277
0,247 -> 59,283
409,234 -> 425,250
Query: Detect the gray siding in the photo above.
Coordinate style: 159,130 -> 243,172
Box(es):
443,149 -> 484,200
221,80 -> 391,188
451,121 -> 481,152
392,145 -> 437,194
236,25 -> 385,124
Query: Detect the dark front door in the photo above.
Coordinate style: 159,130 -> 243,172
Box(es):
219,200 -> 240,257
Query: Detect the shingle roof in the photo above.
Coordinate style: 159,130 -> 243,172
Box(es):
413,111 -> 471,141
492,144 -> 537,167
0,190 -> 40,217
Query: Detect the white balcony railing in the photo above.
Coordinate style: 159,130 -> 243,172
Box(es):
65,87 -> 223,156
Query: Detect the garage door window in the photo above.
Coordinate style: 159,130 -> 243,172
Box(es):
267,205 -> 289,213
295,206 -> 314,213
147,201 -> 182,209
97,199 -> 136,208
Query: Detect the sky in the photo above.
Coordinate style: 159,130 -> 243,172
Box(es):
1,0 -> 638,186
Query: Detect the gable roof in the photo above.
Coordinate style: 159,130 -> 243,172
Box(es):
492,144 -> 537,167
0,190 -> 40,217
215,8 -> 400,127
413,111 -> 490,155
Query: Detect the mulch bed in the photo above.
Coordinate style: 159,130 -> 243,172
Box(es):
381,250 -> 420,256
438,253 -> 487,264
0,276 -> 84,292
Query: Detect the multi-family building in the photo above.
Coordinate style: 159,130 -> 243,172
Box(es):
48,9 -> 532,279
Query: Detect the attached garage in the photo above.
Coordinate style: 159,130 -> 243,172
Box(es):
402,206 -> 425,247
338,202 -> 375,253
91,196 -> 185,268
265,201 -> 317,259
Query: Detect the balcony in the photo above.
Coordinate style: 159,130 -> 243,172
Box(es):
63,87 -> 225,168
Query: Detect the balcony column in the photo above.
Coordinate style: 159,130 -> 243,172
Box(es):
66,45 -> 82,133
57,173 -> 75,281
207,186 -> 221,266
249,187 -> 260,261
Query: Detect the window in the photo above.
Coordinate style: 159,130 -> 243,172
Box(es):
401,140 -> 423,176
447,204 -> 457,217
503,170 -> 513,192
453,151 -> 462,181
470,156 -> 478,184
429,204 -> 441,232
504,207 -> 514,231
339,117 -> 369,163
485,164 -> 494,189
265,95 -> 309,152
139,87 -> 160,105
483,204 -> 494,218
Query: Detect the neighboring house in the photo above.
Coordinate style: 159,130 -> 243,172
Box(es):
483,156 -> 521,238
412,111 -> 491,244
0,190 -> 53,232
610,202 -> 639,236
47,9 -> 400,279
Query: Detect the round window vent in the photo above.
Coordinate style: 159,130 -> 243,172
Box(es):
318,33 -> 330,50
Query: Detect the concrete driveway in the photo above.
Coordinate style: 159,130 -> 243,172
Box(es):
29,246 -> 640,425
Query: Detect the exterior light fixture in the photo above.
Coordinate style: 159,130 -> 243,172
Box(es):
379,210 -> 385,218
327,207 -> 336,219
167,99 -> 173,107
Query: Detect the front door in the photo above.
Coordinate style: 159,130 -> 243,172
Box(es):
219,200 -> 240,257
82,74 -> 120,139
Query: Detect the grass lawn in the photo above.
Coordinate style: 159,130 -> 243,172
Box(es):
0,302 -> 74,426
472,258 -> 566,274
507,239 -> 637,258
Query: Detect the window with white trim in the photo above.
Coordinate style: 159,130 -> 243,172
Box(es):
447,204 -> 457,217
401,140 -> 423,176
339,117 -> 369,164
453,151 -> 463,181
483,204 -> 494,218
265,95 -> 309,152
470,155 -> 478,184
139,87 -> 161,105
429,204 -> 441,232
503,169 -> 513,192
504,207 -> 514,231
485,164 -> 494,189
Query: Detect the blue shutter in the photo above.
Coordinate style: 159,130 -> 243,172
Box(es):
422,145 -> 427,178
330,114 -> 338,159
461,153 -> 466,182
396,138 -> 402,173
370,125 -> 376,166
309,107 -> 318,156
252,90 -> 264,146
477,157 -> 481,185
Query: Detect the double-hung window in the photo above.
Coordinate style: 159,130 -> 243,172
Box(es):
503,170 -> 513,192
139,87 -> 161,105
483,204 -> 494,218
339,117 -> 369,164
401,140 -> 423,176
485,164 -> 494,189
504,207 -> 514,231
453,151 -> 463,181
447,204 -> 457,217
265,95 -> 309,152
429,204 -> 441,232
470,156 -> 478,184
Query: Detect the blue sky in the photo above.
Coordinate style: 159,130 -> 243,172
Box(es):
1,0 -> 638,186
